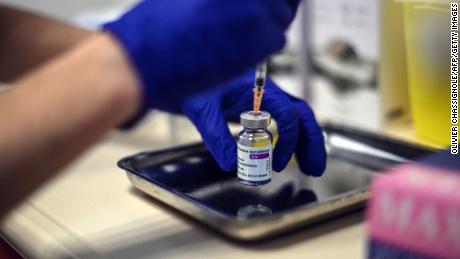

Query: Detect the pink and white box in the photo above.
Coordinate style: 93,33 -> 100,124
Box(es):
367,163 -> 460,259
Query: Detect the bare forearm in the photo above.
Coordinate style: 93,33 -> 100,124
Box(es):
0,6 -> 96,82
0,33 -> 141,218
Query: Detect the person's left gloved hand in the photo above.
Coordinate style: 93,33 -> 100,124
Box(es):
181,71 -> 327,176
104,0 -> 302,114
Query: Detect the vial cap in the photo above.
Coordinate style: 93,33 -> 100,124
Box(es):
240,111 -> 271,128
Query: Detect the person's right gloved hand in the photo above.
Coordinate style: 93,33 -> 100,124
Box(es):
181,71 -> 327,176
104,0 -> 301,113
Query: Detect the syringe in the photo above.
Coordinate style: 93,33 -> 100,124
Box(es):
253,61 -> 267,112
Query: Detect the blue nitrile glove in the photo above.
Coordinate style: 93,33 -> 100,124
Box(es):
181,71 -> 327,176
104,0 -> 301,113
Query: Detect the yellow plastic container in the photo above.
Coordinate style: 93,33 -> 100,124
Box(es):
402,0 -> 455,145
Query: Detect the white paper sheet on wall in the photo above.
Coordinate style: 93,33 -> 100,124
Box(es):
306,0 -> 381,131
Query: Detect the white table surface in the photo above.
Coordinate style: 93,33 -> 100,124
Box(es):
1,112 -> 369,258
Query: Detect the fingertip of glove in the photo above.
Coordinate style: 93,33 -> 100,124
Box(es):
272,136 -> 297,174
273,167 -> 284,173
307,160 -> 327,177
218,140 -> 237,172
219,158 -> 236,172
297,150 -> 327,177
273,159 -> 288,173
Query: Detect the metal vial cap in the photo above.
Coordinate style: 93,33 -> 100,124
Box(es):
240,111 -> 271,128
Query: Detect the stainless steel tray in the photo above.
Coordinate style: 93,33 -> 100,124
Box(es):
118,124 -> 433,241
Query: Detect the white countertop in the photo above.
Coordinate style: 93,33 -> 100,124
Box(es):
1,112 -> 367,258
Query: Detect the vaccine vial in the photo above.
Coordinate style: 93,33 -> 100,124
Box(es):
237,111 -> 273,186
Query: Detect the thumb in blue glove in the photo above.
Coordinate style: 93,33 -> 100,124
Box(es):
104,0 -> 301,114
182,71 -> 326,176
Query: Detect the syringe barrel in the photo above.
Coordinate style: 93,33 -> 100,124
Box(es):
255,61 -> 267,87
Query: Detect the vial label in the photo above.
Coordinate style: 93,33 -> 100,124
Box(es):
237,143 -> 272,182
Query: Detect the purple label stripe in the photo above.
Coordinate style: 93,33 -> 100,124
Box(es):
250,153 -> 269,159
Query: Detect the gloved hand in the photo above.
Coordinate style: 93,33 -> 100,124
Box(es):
104,0 -> 301,113
181,71 -> 326,176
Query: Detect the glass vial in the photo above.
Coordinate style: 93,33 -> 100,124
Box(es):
237,111 -> 273,186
